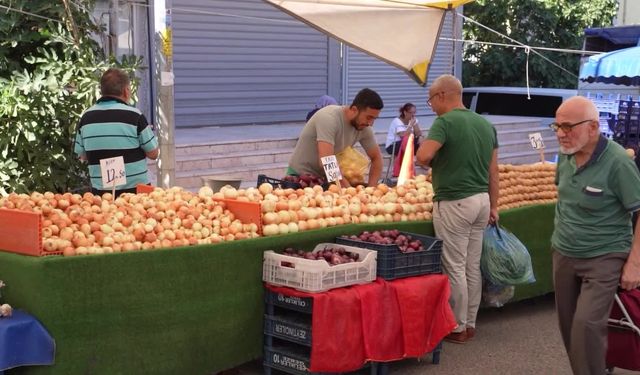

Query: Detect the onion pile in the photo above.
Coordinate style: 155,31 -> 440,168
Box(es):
497,163 -> 557,211
0,187 -> 259,256
249,175 -> 434,236
282,245 -> 360,266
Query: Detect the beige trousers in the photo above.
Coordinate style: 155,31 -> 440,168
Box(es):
433,193 -> 490,333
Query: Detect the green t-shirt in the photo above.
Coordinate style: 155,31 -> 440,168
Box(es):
426,108 -> 498,201
552,136 -> 640,258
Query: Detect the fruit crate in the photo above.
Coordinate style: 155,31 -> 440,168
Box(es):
335,232 -> 442,280
265,290 -> 313,314
264,313 -> 312,346
264,340 -> 321,375
257,174 -> 301,190
263,244 -> 376,293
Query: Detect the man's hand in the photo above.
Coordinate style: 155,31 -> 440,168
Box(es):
621,257 -> 640,290
488,208 -> 499,225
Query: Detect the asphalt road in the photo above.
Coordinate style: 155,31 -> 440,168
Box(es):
231,294 -> 639,375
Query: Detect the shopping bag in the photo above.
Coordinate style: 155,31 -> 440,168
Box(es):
481,224 -> 536,285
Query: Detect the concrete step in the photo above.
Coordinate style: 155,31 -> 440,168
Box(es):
149,148 -> 291,173
175,161 -> 289,190
499,147 -> 560,165
175,138 -> 298,157
498,137 -> 559,155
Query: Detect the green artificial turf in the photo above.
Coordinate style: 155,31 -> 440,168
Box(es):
0,204 -> 555,375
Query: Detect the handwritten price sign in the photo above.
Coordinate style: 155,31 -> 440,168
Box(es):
100,156 -> 126,188
320,155 -> 342,183
528,132 -> 545,150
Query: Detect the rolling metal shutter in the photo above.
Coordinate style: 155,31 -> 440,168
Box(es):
172,0 -> 332,127
344,10 -> 459,119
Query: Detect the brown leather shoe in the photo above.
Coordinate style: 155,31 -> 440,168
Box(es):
444,330 -> 468,344
466,327 -> 475,340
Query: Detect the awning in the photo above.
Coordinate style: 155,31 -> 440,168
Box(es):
579,46 -> 640,86
263,0 -> 475,86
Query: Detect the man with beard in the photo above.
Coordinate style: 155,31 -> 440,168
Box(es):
550,96 -> 640,375
287,88 -> 384,187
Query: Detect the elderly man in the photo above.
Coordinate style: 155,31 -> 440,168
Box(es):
417,74 -> 499,344
75,68 -> 159,197
550,96 -> 640,374
288,88 -> 384,187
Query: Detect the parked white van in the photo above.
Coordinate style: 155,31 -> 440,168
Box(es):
463,87 -> 577,118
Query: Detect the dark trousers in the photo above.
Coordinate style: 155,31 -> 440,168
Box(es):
552,250 -> 627,375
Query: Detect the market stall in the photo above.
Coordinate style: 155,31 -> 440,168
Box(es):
0,202 -> 555,375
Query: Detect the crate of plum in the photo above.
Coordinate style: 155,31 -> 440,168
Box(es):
262,243 -> 376,292
336,229 -> 442,280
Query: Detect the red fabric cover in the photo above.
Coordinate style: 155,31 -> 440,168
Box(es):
356,278 -> 404,362
265,284 -> 366,372
393,134 -> 411,177
265,274 -> 456,372
606,289 -> 640,371
390,274 -> 457,357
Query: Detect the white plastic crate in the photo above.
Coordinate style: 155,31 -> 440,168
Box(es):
262,243 -> 377,293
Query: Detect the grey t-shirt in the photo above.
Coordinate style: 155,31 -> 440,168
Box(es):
288,105 -> 378,176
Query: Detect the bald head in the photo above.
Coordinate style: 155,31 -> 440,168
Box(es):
556,96 -> 599,122
431,74 -> 463,95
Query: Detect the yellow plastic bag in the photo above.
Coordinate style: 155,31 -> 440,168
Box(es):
335,146 -> 369,185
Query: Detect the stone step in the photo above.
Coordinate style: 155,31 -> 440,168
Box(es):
499,147 -> 560,165
175,138 -> 298,157
149,148 -> 291,173
498,137 -> 559,155
175,162 -> 290,190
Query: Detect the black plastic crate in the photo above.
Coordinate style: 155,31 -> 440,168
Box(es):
264,313 -> 312,346
263,341 -> 318,375
257,174 -> 302,189
265,290 -> 313,314
336,232 -> 442,280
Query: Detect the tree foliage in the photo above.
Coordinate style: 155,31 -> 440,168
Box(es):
462,0 -> 618,89
0,0 -> 141,194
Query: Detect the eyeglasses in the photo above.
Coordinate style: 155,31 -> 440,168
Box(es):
548,119 -> 594,133
426,92 -> 444,107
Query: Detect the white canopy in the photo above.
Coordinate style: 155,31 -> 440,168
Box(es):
263,0 -> 475,86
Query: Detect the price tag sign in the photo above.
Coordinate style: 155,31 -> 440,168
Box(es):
320,155 -> 342,183
100,156 -> 127,188
528,132 -> 545,150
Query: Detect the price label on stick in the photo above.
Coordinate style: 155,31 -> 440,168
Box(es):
528,132 -> 545,150
320,155 -> 342,183
100,156 -> 127,188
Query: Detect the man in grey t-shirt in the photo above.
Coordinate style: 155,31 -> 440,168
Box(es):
287,88 -> 384,187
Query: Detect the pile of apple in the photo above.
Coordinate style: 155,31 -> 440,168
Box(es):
497,163 -> 557,211
0,187 -> 259,256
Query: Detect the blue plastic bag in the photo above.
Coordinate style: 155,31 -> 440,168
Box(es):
481,224 -> 536,285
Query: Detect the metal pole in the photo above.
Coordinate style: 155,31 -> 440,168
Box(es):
109,0 -> 119,55
153,0 -> 176,188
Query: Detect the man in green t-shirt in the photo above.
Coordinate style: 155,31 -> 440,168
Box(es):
550,96 -> 640,375
287,88 -> 384,187
416,75 -> 499,344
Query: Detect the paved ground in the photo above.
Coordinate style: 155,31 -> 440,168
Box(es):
231,294 -> 639,375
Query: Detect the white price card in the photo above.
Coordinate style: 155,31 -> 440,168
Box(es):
100,156 -> 127,188
528,132 -> 545,150
320,155 -> 342,183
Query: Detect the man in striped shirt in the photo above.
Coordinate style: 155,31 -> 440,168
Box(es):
75,68 -> 159,196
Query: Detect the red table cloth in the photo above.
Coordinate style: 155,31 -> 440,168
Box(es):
266,274 -> 456,372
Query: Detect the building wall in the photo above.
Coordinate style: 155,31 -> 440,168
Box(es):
617,0 -> 640,26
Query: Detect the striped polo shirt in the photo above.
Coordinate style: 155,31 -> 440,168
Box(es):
74,97 -> 158,190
